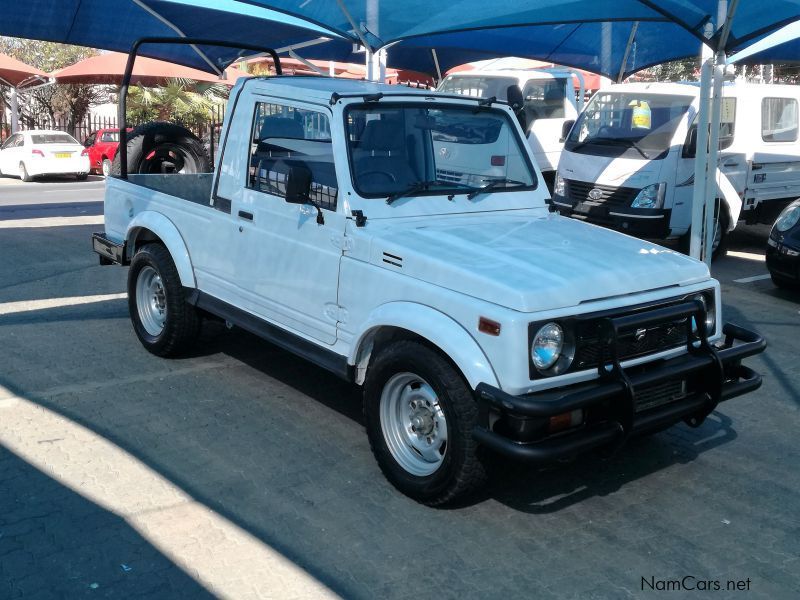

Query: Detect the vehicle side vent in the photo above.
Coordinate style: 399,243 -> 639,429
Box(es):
382,252 -> 403,268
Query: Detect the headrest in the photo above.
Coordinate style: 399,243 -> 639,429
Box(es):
359,119 -> 404,153
260,117 -> 304,140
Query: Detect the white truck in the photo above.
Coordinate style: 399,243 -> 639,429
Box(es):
553,81 -> 800,255
438,67 -> 582,191
93,74 -> 764,506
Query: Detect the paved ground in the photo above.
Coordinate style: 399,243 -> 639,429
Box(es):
0,181 -> 798,599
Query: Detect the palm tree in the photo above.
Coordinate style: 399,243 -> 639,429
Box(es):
126,78 -> 228,125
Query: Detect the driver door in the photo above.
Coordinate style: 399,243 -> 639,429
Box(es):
230,100 -> 345,345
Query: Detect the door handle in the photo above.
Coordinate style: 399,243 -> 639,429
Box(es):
238,210 -> 253,221
723,161 -> 738,167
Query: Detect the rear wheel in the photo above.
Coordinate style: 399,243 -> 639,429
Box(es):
363,340 -> 488,506
76,172 -> 88,181
19,162 -> 32,182
128,243 -> 200,356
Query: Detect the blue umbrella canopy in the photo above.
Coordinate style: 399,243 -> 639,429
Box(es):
1,1 -> 799,78
728,21 -> 800,64
0,0 -> 354,74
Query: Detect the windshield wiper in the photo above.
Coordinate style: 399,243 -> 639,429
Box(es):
385,180 -> 471,204
570,136 -> 650,158
466,178 -> 528,200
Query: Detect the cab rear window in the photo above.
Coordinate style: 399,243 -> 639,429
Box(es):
31,133 -> 79,145
762,97 -> 799,142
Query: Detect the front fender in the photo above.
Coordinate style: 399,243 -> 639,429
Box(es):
126,211 -> 195,287
350,302 -> 499,389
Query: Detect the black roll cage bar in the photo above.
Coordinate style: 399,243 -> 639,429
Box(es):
117,37 -> 282,179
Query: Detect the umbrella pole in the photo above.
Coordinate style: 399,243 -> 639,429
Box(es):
690,58 -> 713,260
10,87 -> 19,133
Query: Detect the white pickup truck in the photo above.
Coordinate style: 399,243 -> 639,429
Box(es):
93,75 -> 765,506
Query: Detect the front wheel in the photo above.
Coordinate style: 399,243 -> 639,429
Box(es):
128,243 -> 199,356
363,340 -> 488,506
102,158 -> 112,177
76,172 -> 88,181
677,199 -> 729,260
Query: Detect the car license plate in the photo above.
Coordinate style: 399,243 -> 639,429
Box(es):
55,152 -> 72,159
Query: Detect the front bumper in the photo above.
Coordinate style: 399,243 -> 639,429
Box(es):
766,238 -> 800,281
552,197 -> 672,239
473,302 -> 765,463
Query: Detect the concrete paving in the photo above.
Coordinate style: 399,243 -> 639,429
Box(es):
0,182 -> 797,599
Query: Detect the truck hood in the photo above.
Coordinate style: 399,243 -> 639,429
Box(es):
368,213 -> 709,312
559,150 -> 663,189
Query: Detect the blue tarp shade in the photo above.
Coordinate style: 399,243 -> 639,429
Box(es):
231,0 -> 800,54
728,21 -> 800,64
0,0 -> 353,74
386,21 -> 706,81
1,1 -> 799,80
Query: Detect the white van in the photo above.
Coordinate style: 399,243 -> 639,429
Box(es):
553,82 -> 800,255
438,68 -> 581,190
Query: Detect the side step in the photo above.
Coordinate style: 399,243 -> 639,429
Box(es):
92,232 -> 127,265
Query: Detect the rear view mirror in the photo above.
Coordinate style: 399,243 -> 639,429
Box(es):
560,120 -> 575,142
506,84 -> 527,131
683,126 -> 698,158
285,164 -> 312,204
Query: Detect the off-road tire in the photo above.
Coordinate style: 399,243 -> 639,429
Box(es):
128,243 -> 199,357
111,122 -> 211,177
363,340 -> 488,506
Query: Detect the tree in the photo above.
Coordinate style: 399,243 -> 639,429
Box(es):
126,79 -> 229,126
0,37 -> 109,130
635,57 -> 700,82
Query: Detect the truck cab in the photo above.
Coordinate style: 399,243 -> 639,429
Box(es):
438,68 -> 581,190
93,76 -> 764,506
553,81 -> 800,255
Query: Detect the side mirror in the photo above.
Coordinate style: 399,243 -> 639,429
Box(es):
683,126 -> 697,158
506,84 -> 527,132
84,138 -> 92,147
284,164 -> 312,204
560,120 -> 575,143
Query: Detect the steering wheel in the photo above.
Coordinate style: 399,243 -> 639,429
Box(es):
359,170 -> 397,183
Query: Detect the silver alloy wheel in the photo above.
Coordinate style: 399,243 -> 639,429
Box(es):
102,158 -> 112,177
136,265 -> 167,336
379,372 -> 448,476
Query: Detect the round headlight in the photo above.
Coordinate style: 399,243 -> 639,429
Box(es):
531,322 -> 564,370
775,202 -> 800,232
692,293 -> 716,335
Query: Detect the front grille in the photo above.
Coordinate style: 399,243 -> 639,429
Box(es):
436,168 -> 465,184
635,379 -> 687,413
566,179 -> 639,210
572,320 -> 687,371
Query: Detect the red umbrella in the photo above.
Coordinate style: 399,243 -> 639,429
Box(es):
0,53 -> 47,88
50,51 -> 240,87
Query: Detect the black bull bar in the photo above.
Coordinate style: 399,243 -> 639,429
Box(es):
473,300 -> 766,462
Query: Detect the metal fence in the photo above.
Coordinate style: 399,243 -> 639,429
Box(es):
1,104 -> 226,163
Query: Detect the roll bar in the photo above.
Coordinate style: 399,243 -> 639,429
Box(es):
118,37 -> 283,179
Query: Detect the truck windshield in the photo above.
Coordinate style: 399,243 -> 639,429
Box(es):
565,91 -> 693,160
345,103 -> 536,199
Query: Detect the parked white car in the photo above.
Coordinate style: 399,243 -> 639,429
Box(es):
94,76 -> 764,506
554,82 -> 800,256
0,130 -> 90,181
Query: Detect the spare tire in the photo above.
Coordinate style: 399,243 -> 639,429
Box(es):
111,122 -> 211,177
